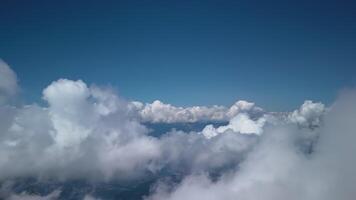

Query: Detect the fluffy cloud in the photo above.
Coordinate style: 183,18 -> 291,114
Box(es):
146,91 -> 356,200
2,60 -> 355,200
131,100 -> 263,123
157,129 -> 258,174
288,100 -> 326,128
0,59 -> 18,105
0,62 -> 273,183
0,78 -> 162,181
0,74 -> 264,198
201,113 -> 266,139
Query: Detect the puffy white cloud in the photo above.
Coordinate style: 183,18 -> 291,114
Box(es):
147,126 -> 306,200
0,73 -> 264,182
2,60 -> 356,200
0,59 -> 18,105
146,91 -> 356,200
226,100 -> 263,118
0,77 -> 262,199
288,100 -> 326,128
133,100 -> 225,123
201,113 -> 266,139
157,129 -> 258,173
0,77 -> 162,181
43,79 -> 94,148
132,100 -> 263,123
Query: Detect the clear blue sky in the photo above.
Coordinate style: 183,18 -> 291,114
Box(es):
1,0 -> 355,111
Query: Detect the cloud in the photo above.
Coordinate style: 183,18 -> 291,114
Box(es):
0,59 -> 18,105
0,62 -> 268,182
2,59 -> 355,200
201,113 -> 266,139
157,129 -> 258,174
288,100 -> 326,128
146,91 -> 356,200
0,77 -> 162,181
131,100 -> 263,123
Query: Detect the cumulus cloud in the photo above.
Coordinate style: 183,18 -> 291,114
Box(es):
1,60 -> 355,200
146,91 -> 356,200
0,62 -> 272,183
131,100 -> 263,123
288,100 -> 326,128
157,129 -> 258,174
0,59 -> 18,105
201,113 -> 266,139
0,77 -> 162,181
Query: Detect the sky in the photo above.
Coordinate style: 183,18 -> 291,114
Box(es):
1,0 -> 356,111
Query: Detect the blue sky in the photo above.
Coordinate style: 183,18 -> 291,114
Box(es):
1,0 -> 355,111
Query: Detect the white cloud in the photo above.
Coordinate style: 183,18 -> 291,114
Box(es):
201,113 -> 266,139
43,79 -> 94,148
226,100 -> 263,118
288,100 -> 326,128
157,129 -> 258,173
0,77 -> 162,181
132,100 -> 263,123
146,91 -> 356,200
0,74 -> 264,181
2,59 -> 356,200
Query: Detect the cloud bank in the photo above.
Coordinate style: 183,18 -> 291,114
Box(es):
1,60 -> 355,200
146,91 -> 356,200
131,99 -> 263,123
0,77 -> 265,181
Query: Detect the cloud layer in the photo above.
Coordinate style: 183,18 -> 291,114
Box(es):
131,99 -> 263,123
2,60 -> 355,200
147,91 -> 356,200
0,78 -> 266,181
